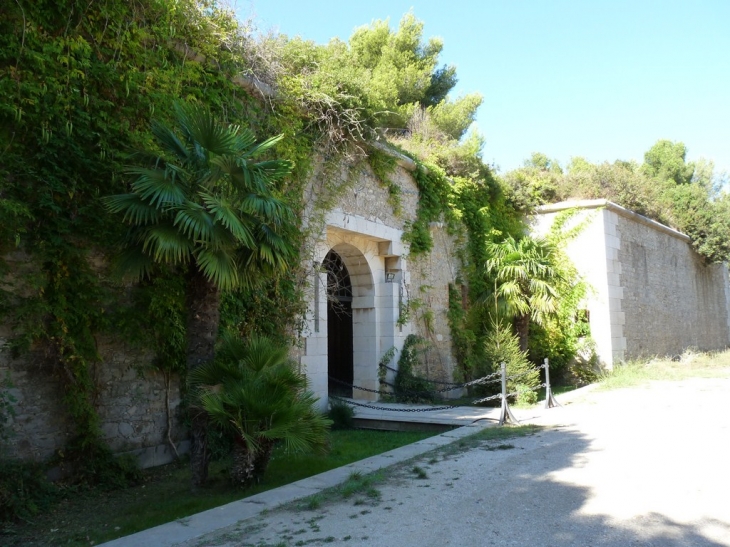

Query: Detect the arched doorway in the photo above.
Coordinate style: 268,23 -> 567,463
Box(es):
324,249 -> 353,397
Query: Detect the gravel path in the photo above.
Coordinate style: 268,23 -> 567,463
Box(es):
182,374 -> 730,547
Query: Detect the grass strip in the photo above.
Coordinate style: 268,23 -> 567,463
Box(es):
3,429 -> 437,547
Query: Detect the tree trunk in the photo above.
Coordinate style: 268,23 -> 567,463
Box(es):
186,265 -> 221,488
252,438 -> 276,481
230,436 -> 256,488
229,437 -> 276,488
189,410 -> 211,488
514,314 -> 530,353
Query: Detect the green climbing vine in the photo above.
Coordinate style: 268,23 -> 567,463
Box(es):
0,1 -> 584,503
367,148 -> 402,215
403,162 -> 455,255
0,0 -> 320,484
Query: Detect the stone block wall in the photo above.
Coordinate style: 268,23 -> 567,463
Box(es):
298,156 -> 462,407
407,225 -> 460,385
0,329 -> 187,468
1,151 -> 466,467
617,213 -> 730,358
535,200 -> 730,367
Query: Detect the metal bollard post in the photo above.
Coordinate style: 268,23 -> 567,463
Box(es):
498,361 -> 519,425
544,357 -> 561,409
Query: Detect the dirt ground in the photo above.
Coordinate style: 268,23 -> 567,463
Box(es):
181,372 -> 730,547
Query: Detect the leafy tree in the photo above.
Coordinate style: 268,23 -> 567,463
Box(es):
428,93 -> 483,141
667,182 -> 730,263
189,335 -> 330,488
349,13 -> 444,109
643,139 -> 694,185
528,210 -> 594,377
421,64 -> 458,107
280,12 -> 479,143
484,235 -> 563,352
104,104 -> 296,487
501,153 -> 563,212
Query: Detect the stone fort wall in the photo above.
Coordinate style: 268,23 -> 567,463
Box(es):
0,327 -> 187,466
617,210 -> 730,358
535,200 -> 730,366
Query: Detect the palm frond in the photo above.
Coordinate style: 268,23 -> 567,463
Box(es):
239,133 -> 286,160
215,331 -> 250,366
209,154 -> 241,180
200,192 -> 256,248
243,336 -> 293,373
151,119 -> 190,163
232,126 -> 258,153
114,245 -> 156,281
174,103 -> 240,157
194,247 -> 239,290
173,202 -> 215,242
141,223 -> 193,264
104,193 -> 164,225
127,166 -> 189,208
249,159 -> 293,184
241,193 -> 294,225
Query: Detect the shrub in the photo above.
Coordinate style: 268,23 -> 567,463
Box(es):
393,335 -> 438,403
514,384 -> 538,406
190,334 -> 332,487
0,460 -> 60,523
472,325 -> 540,402
328,400 -> 356,430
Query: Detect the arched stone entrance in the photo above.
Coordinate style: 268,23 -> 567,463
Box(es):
299,215 -> 406,410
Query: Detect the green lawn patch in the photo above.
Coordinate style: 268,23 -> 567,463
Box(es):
2,429 -> 437,547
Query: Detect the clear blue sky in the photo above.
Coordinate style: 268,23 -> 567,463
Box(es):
235,1 -> 729,175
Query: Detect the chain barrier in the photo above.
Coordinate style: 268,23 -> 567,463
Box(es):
378,370 -> 502,394
331,365 -> 535,399
379,363 -> 465,386
331,359 -> 560,423
377,364 -> 540,391
330,395 -> 457,412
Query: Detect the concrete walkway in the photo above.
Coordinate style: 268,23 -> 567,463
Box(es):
171,376 -> 729,547
343,398 -> 506,429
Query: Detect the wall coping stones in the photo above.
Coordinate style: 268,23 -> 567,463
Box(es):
537,199 -> 691,243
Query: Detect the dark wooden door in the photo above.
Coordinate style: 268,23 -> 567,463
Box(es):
328,299 -> 353,397
324,250 -> 354,398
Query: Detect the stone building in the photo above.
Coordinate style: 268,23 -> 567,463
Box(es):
534,199 -> 730,368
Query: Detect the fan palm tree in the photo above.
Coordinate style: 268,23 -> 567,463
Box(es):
484,235 -> 563,352
189,334 -> 331,487
104,103 -> 296,487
